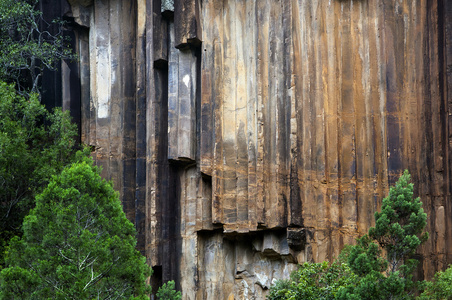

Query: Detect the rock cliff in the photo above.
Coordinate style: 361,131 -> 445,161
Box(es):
52,0 -> 452,298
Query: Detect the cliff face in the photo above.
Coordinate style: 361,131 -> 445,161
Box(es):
58,0 -> 452,298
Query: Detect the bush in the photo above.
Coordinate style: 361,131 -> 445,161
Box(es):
267,279 -> 292,300
418,265 -> 452,300
267,262 -> 357,300
156,280 -> 181,300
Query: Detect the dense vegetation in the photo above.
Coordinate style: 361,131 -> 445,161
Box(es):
267,261 -> 357,300
0,156 -> 152,299
268,171 -> 452,300
0,0 -> 78,258
0,79 -> 181,297
0,0 -> 74,95
0,81 -> 77,263
418,266 -> 452,299
156,280 -> 182,300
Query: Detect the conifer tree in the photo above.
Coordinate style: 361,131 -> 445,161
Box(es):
0,155 -> 152,299
339,170 -> 428,300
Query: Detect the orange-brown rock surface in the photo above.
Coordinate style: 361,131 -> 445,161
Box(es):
59,0 -> 451,298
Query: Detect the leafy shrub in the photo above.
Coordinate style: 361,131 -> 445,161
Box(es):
0,0 -> 75,94
156,280 -> 181,300
267,279 -> 292,300
418,265 -> 452,300
267,262 -> 357,300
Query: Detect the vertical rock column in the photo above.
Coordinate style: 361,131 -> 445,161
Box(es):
135,0 -> 147,253
444,0 -> 452,271
76,0 -> 138,228
166,1 -> 203,296
167,21 -> 197,162
200,0 -> 295,233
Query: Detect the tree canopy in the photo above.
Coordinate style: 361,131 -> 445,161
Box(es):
0,156 -> 152,299
156,281 -> 182,300
0,0 -> 74,95
0,81 -> 77,262
419,264 -> 452,300
267,261 -> 357,300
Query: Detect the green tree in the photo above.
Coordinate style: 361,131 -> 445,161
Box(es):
267,279 -> 293,300
0,156 -> 152,299
0,81 -> 77,262
267,261 -> 357,300
418,265 -> 452,300
0,0 -> 75,96
339,170 -> 428,300
156,280 -> 182,300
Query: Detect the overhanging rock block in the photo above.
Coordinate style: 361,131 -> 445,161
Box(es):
287,227 -> 306,251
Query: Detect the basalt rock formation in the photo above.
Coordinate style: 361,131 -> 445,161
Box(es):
45,0 -> 452,298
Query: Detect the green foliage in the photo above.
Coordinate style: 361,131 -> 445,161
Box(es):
339,170 -> 428,300
369,170 -> 428,273
267,279 -> 293,300
0,81 -> 77,263
0,0 -> 75,95
418,265 -> 452,300
267,262 -> 358,300
0,158 -> 152,299
156,280 -> 182,300
346,235 -> 387,277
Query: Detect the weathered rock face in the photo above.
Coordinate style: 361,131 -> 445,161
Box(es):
58,0 -> 452,298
